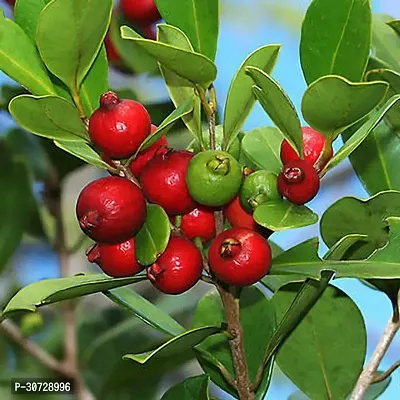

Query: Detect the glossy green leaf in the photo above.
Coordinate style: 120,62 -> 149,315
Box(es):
161,375 -> 210,400
274,284 -> 366,400
121,25 -> 217,85
247,67 -> 303,156
157,24 -> 202,141
300,0 -> 371,84
139,98 -> 193,151
372,14 -> 400,72
0,12 -> 54,96
156,0 -> 219,61
301,75 -> 388,136
192,287 -> 276,399
223,45 -> 281,149
105,287 -> 185,337
324,94 -> 400,172
1,274 -> 146,321
135,204 -> 171,266
388,19 -> 400,36
254,200 -> 318,232
241,127 -> 283,174
14,0 -> 46,42
9,95 -> 88,141
36,0 -> 112,93
123,325 -> 222,364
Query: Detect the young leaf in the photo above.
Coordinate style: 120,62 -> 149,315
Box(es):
300,0 -> 371,85
0,11 -> 54,96
155,0 -> 219,61
9,95 -> 88,141
241,126 -> 283,174
1,274 -> 147,321
301,75 -> 388,136
223,45 -> 281,149
121,26 -> 217,86
123,326 -> 222,364
253,200 -> 318,232
135,204 -> 171,266
246,67 -> 303,156
324,94 -> 400,172
36,0 -> 112,93
273,284 -> 366,400
138,98 -> 193,151
157,24 -> 202,142
105,287 -> 185,337
161,375 -> 210,400
53,140 -> 110,170
192,287 -> 276,399
14,0 -> 46,42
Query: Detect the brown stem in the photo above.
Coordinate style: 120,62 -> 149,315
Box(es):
372,360 -> 400,383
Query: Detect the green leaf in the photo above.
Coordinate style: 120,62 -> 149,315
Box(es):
247,67 -> 303,156
363,374 -> 392,400
139,98 -> 194,151
161,375 -> 210,400
121,25 -> 217,86
388,19 -> 400,36
135,204 -> 171,266
1,274 -> 146,321
36,0 -> 112,93
223,45 -> 281,149
53,140 -> 110,170
0,12 -> 54,96
156,0 -> 219,61
14,0 -> 46,42
254,200 -> 318,232
157,24 -> 202,142
372,14 -> 400,72
300,0 -> 371,85
274,283 -> 366,400
324,94 -> 400,172
301,75 -> 388,136
241,126 -> 283,174
192,287 -> 276,399
9,95 -> 88,141
123,325 -> 222,364
105,287 -> 185,337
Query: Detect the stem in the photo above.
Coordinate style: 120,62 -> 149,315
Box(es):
372,360 -> 400,383
72,89 -> 87,120
350,311 -> 400,400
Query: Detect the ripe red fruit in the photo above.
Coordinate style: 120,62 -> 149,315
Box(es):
140,150 -> 196,215
147,236 -> 202,294
280,127 -> 333,170
179,206 -> 216,243
76,176 -> 146,243
89,91 -> 151,159
5,0 -> 15,6
277,159 -> 320,205
224,196 -> 258,231
129,125 -> 169,178
104,33 -> 121,65
86,239 -> 143,278
120,0 -> 161,24
209,228 -> 272,286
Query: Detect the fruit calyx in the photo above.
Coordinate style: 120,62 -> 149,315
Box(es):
85,244 -> 100,263
207,155 -> 231,176
220,238 -> 241,258
100,91 -> 121,110
79,210 -> 102,230
281,165 -> 305,185
147,263 -> 164,282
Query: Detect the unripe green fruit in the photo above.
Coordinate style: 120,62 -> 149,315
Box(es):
240,170 -> 281,212
20,313 -> 44,337
186,150 -> 242,207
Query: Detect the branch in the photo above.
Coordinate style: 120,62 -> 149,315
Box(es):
350,312 -> 400,400
372,360 -> 400,383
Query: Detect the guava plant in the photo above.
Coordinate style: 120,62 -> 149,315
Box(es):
0,0 -> 400,399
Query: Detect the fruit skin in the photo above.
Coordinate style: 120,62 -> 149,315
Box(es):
120,0 -> 161,24
76,176 -> 146,243
280,126 -> 333,169
147,236 -> 202,294
224,196 -> 258,231
129,125 -> 168,178
186,150 -> 242,207
179,206 -> 216,243
239,170 -> 281,212
140,150 -> 196,215
277,159 -> 320,205
209,228 -> 272,286
89,91 -> 151,159
86,239 -> 143,278
104,33 -> 121,65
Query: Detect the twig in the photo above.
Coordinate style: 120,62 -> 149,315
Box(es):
372,360 -> 400,383
350,312 -> 400,400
